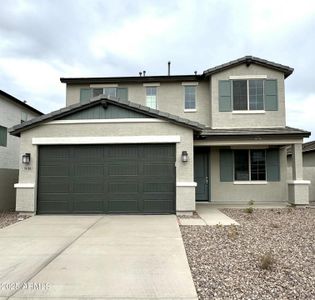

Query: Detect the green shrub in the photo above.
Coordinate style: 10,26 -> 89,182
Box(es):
245,206 -> 253,214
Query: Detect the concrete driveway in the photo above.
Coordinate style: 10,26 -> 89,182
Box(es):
0,215 -> 197,299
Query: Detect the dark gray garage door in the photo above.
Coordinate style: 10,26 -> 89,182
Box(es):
37,144 -> 176,214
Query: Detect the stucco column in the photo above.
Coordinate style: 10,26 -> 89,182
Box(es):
288,143 -> 310,205
292,143 -> 303,180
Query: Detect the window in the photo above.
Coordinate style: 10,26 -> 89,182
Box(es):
92,88 -> 128,100
184,86 -> 196,109
233,79 -> 264,111
80,88 -> 128,103
0,126 -> 7,147
21,112 -> 28,123
146,87 -> 157,109
234,149 -> 266,181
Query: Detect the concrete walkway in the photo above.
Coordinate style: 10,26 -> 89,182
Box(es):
178,205 -> 239,226
0,215 -> 197,299
197,204 -> 239,225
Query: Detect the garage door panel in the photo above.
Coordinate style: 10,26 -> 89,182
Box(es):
39,147 -> 70,162
108,200 -> 139,212
38,200 -> 70,214
39,165 -> 70,177
143,145 -> 175,161
143,182 -> 174,193
73,199 -> 104,213
108,162 -> 138,176
74,165 -> 104,177
107,145 -> 138,159
72,146 -> 104,162
143,200 -> 174,213
73,178 -> 104,193
109,182 -> 139,193
143,163 -> 174,176
39,179 -> 70,193
38,144 -> 175,214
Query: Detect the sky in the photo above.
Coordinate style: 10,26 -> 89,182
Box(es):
1,0 -> 315,140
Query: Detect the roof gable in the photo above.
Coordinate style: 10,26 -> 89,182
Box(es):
9,96 -> 205,136
61,103 -> 149,120
203,56 -> 294,78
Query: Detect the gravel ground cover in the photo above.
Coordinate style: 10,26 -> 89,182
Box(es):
0,211 -> 29,229
181,207 -> 315,300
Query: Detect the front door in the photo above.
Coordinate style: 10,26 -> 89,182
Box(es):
194,149 -> 210,201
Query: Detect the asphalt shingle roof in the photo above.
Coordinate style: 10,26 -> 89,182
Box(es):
203,56 -> 294,78
9,95 -> 206,136
0,90 -> 43,115
200,127 -> 310,137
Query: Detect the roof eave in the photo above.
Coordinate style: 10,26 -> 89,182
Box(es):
0,90 -> 43,115
9,96 -> 205,137
203,56 -> 294,78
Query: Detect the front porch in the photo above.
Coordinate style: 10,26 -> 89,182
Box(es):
192,127 -> 311,206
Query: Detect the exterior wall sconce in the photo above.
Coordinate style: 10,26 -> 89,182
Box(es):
181,151 -> 188,162
22,153 -> 31,164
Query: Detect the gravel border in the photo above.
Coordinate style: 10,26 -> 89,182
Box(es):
0,211 -> 30,229
181,208 -> 315,299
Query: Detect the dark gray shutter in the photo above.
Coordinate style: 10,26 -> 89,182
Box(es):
265,80 -> 278,111
219,80 -> 232,112
220,149 -> 234,182
266,148 -> 280,181
80,88 -> 91,104
0,126 -> 7,147
117,88 -> 128,101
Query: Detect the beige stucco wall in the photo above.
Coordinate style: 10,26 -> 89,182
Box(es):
65,81 -> 212,126
209,147 -> 288,204
15,120 -> 195,213
288,152 -> 315,203
0,95 -> 40,169
210,64 -> 286,128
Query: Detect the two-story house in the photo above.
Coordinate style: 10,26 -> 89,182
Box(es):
10,56 -> 310,215
0,90 -> 42,210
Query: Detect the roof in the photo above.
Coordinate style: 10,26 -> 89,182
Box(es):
200,127 -> 310,138
9,95 -> 206,137
203,56 -> 294,78
287,140 -> 315,155
60,56 -> 294,84
60,75 -> 202,84
0,90 -> 43,115
302,141 -> 315,153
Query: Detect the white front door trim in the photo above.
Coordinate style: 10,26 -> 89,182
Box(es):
32,136 -> 181,145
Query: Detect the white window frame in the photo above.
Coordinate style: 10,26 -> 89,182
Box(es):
183,85 -> 197,111
145,86 -> 158,109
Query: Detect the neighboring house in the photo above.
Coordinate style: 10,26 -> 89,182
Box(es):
10,56 -> 311,215
0,90 -> 42,210
287,141 -> 315,204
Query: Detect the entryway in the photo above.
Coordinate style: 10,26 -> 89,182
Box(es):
194,148 -> 210,201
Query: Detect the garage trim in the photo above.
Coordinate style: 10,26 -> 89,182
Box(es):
32,136 -> 181,145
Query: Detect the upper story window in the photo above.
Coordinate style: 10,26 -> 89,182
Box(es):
21,112 -> 28,123
80,87 -> 128,103
234,149 -> 266,181
146,87 -> 157,109
93,87 -> 117,98
233,79 -> 264,110
184,86 -> 196,110
218,79 -> 278,112
0,125 -> 7,147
